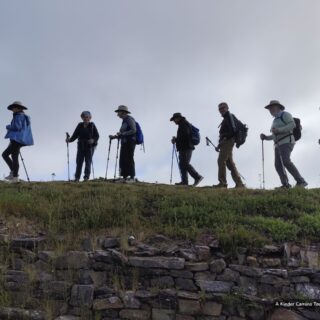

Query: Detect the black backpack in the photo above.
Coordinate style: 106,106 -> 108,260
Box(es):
280,113 -> 302,141
230,114 -> 248,148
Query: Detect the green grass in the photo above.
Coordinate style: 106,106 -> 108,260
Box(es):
0,181 -> 320,252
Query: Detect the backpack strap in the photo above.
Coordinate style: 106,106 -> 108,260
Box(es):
229,113 -> 237,133
277,112 -> 292,143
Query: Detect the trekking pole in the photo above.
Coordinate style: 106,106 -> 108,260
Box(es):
262,140 -> 265,189
114,138 -> 120,179
19,151 -> 30,182
205,137 -> 219,152
66,132 -> 71,182
170,144 -> 175,184
105,137 -> 112,180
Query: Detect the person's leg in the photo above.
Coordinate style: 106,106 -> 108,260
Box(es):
2,142 -> 14,173
127,141 -> 136,179
185,150 -> 201,180
11,142 -> 22,177
279,144 -> 306,184
84,146 -> 93,179
75,145 -> 85,180
217,142 -> 229,185
120,143 -> 130,179
178,150 -> 189,184
274,146 -> 289,186
119,143 -> 125,178
225,141 -> 243,186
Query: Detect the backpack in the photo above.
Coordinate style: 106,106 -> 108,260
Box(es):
135,122 -> 144,145
280,113 -> 302,141
190,124 -> 200,146
230,114 -> 248,148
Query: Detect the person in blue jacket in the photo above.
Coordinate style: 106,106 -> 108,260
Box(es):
2,101 -> 34,182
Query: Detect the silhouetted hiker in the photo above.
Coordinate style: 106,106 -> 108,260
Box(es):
2,101 -> 34,183
212,102 -> 245,189
170,113 -> 203,186
66,111 -> 99,182
109,105 -> 137,183
260,100 -> 307,189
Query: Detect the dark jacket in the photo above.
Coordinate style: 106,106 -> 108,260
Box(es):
119,115 -> 136,144
219,111 -> 236,143
69,122 -> 99,146
176,118 -> 194,152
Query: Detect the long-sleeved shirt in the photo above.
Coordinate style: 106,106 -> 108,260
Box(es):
69,122 -> 99,146
119,115 -> 137,144
176,118 -> 194,152
219,111 -> 236,143
265,111 -> 296,146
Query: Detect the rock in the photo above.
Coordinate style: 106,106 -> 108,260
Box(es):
209,259 -> 226,274
176,315 -> 195,320
94,286 -> 115,299
10,236 -> 46,251
55,251 -> 89,270
291,245 -> 301,256
288,257 -> 301,268
151,289 -> 177,309
175,278 -> 198,291
152,308 -> 175,320
38,251 -> 56,263
194,272 -> 216,281
262,258 -> 281,268
264,269 -> 288,278
270,309 -> 306,320
0,307 -> 46,320
170,270 -> 193,279
290,276 -> 310,283
129,256 -> 185,269
54,316 -> 80,320
246,256 -> 258,267
93,296 -> 123,310
288,268 -> 315,277
122,291 -> 140,309
82,238 -> 93,251
92,249 -> 128,264
135,243 -> 160,256
119,309 -> 150,320
135,290 -> 158,299
178,299 -> 201,315
311,272 -> 320,284
102,237 -> 120,249
301,246 -> 320,268
247,306 -> 265,320
259,275 -> 290,287
196,280 -> 232,293
217,268 -> 240,282
195,245 -> 211,261
202,302 -> 222,316
39,280 -> 72,300
179,249 -> 197,261
185,262 -> 209,272
69,285 -> 94,308
229,265 -> 263,277
262,245 -> 282,255
238,276 -> 257,296
177,291 -> 200,300
150,276 -> 174,289
296,283 -> 320,300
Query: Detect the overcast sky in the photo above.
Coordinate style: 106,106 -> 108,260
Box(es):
1,0 -> 320,188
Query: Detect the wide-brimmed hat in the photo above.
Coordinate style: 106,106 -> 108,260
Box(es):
265,100 -> 285,110
114,105 -> 131,114
7,101 -> 28,110
170,112 -> 185,121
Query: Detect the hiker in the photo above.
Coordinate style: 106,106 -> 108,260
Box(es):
66,111 -> 99,182
2,101 -> 34,182
109,105 -> 137,183
170,112 -> 203,186
260,100 -> 307,189
212,102 -> 245,189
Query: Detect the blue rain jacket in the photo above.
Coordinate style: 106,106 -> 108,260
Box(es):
5,112 -> 34,146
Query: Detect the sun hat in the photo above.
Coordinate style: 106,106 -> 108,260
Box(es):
7,101 -> 28,110
170,112 -> 185,121
265,100 -> 285,110
115,105 -> 131,113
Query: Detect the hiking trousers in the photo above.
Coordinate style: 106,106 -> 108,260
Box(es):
120,140 -> 136,179
75,142 -> 94,180
2,140 -> 23,177
218,138 -> 243,185
179,149 -> 201,184
275,143 -> 306,185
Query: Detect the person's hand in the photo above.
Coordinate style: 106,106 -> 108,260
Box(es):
65,138 -> 70,143
215,147 -> 220,152
260,133 -> 266,140
271,128 -> 278,134
88,139 -> 95,145
6,125 -> 10,130
171,137 -> 176,144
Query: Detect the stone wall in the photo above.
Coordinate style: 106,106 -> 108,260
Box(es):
0,234 -> 320,320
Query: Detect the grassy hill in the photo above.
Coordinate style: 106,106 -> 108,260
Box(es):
0,181 -> 320,254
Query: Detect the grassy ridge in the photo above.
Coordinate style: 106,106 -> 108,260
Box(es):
0,181 -> 320,252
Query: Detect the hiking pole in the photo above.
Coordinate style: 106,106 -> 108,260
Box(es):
66,132 -> 71,182
105,137 -> 112,180
19,151 -> 30,182
90,146 -> 95,180
262,140 -> 265,189
170,144 -> 175,184
205,137 -> 219,152
114,138 -> 120,179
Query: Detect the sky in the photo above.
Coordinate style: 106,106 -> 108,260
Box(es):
0,0 -> 320,188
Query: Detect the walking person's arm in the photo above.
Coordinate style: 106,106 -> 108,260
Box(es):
273,112 -> 295,134
68,124 -> 81,143
6,114 -> 26,132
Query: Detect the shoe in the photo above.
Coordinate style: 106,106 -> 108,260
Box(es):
73,179 -> 80,182
83,177 -> 89,182
175,182 -> 188,186
125,178 -> 136,184
295,181 -> 308,188
234,184 -> 246,189
275,184 -> 291,190
5,172 -> 14,180
212,183 -> 228,189
193,176 -> 204,187
8,177 -> 20,183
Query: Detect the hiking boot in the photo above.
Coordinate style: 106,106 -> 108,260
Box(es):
125,178 -> 136,184
295,181 -> 308,188
83,177 -> 89,182
193,176 -> 204,187
73,178 -> 80,182
275,184 -> 291,190
175,182 -> 188,186
5,172 -> 14,180
234,183 -> 246,189
212,183 -> 228,189
9,177 -> 20,183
